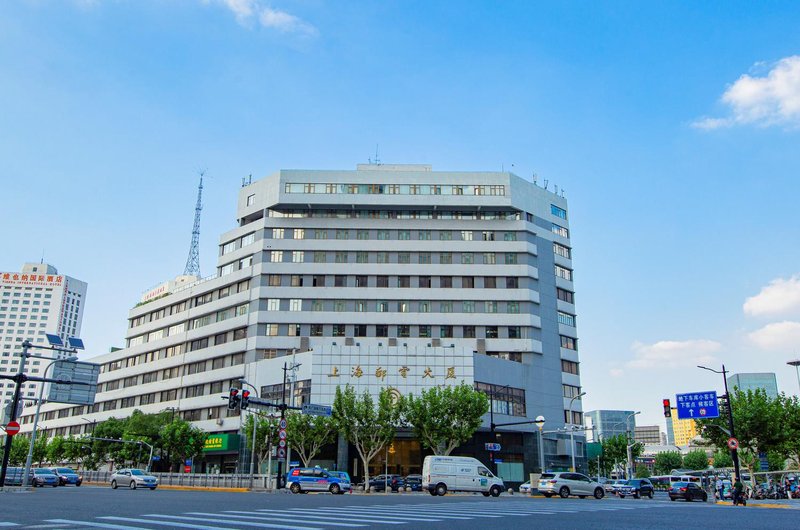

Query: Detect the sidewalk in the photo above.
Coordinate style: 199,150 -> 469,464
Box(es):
717,498 -> 800,510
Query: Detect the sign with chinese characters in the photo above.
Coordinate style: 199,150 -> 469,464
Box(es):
48,361 -> 100,405
675,391 -> 720,420
203,433 -> 240,452
0,272 -> 63,287
302,403 -> 332,417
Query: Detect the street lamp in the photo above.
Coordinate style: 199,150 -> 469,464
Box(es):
788,360 -> 800,393
534,416 -> 546,473
568,391 -> 586,472
698,364 -> 741,482
22,355 -> 79,487
625,411 -> 640,479
238,378 -> 260,487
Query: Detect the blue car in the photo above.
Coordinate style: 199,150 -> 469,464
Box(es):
48,467 -> 83,486
287,467 -> 351,494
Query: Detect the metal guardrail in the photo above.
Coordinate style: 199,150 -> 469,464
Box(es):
80,470 -> 270,489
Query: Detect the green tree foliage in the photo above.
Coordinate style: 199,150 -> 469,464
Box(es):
242,413 -> 279,472
9,435 -> 29,465
654,451 -> 683,475
400,383 -> 489,455
333,385 -> 400,492
286,412 -> 335,467
602,434 -> 642,477
634,466 -> 651,478
161,419 -> 207,472
712,449 -> 733,469
47,435 -> 68,465
766,450 -> 786,471
32,432 -> 49,465
682,449 -> 709,471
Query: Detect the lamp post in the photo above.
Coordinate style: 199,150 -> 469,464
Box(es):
285,354 -> 301,472
624,411 -> 640,479
238,379 -> 259,487
698,364 -> 741,482
535,416 -> 546,473
568,392 -> 586,472
22,354 -> 79,487
788,360 -> 800,394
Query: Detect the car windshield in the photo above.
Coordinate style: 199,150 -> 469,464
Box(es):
57,468 -> 75,473
673,482 -> 689,487
130,470 -> 145,476
34,469 -> 51,474
540,474 -> 556,479
628,480 -> 640,485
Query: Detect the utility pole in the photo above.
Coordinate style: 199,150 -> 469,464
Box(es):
698,364 -> 741,482
0,340 -> 30,487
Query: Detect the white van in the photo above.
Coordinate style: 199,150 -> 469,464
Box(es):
422,455 -> 505,497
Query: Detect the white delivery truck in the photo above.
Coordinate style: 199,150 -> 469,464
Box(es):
422,455 -> 505,497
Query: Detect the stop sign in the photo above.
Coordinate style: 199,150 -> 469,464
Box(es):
5,421 -> 20,436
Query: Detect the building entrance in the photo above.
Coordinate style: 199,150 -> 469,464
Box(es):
367,439 -> 422,478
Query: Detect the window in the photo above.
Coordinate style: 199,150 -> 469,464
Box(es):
460,230 -> 473,241
398,301 -> 410,313
551,204 -> 567,219
506,277 -> 519,289
335,229 -> 349,240
475,382 -> 526,416
356,251 -> 368,263
555,265 -> 573,281
419,325 -> 431,338
418,230 -> 431,240
355,275 -> 368,287
376,252 -> 390,263
483,253 -> 496,265
289,299 -> 302,312
267,299 -> 280,311
334,300 -> 346,312
291,275 -> 303,287
221,241 -> 236,255
357,230 -> 369,240
397,325 -> 410,338
418,301 -> 431,313
377,301 -> 389,312
332,324 -> 346,337
561,335 -> 577,350
398,230 -> 411,240
270,251 -> 283,263
504,232 -> 517,241
293,228 -> 305,239
462,277 -> 474,288
310,324 -> 323,336
246,194 -> 255,206
563,384 -> 582,399
376,324 -> 388,337
554,242 -> 571,259
440,276 -> 452,288
508,326 -> 521,339
334,275 -> 347,287
461,253 -> 474,265
354,324 -> 367,337
507,302 -> 520,314
462,300 -> 475,313
463,326 -> 476,338
485,301 -> 498,313
439,231 -> 453,241
439,252 -> 452,265
419,253 -> 431,264
440,301 -> 453,313
335,251 -> 348,263
315,229 -> 328,239
484,277 -> 496,289
418,276 -> 431,288
376,276 -> 389,288
355,300 -> 368,312
398,252 -> 410,264
377,230 -> 390,240
313,275 -> 326,287
288,324 -> 301,336
268,274 -> 281,286
505,253 -> 518,265
292,251 -> 304,263
552,223 -> 569,238
485,326 -> 499,338
562,359 -> 580,375
440,325 -> 453,338
564,410 -> 583,425
398,276 -> 411,288
272,228 -> 284,239
558,312 -> 576,327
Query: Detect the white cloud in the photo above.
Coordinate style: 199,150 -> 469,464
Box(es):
626,339 -> 721,369
743,274 -> 800,317
211,0 -> 317,36
608,368 -> 625,378
748,321 -> 800,351
693,55 -> 800,129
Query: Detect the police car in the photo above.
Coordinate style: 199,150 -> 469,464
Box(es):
287,467 -> 351,494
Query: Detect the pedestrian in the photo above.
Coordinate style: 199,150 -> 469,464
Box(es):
716,477 -> 723,500
733,477 -> 745,506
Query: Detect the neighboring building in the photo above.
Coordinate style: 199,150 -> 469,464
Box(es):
0,263 -> 87,406
727,372 -> 779,399
584,410 -> 636,442
665,416 -> 675,445
669,408 -> 699,447
634,425 -> 661,445
21,164 -> 584,479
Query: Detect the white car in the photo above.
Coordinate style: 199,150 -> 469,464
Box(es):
519,481 -> 532,494
110,469 -> 158,490
538,472 -> 605,499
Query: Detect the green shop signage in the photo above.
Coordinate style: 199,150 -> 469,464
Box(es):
203,433 -> 240,453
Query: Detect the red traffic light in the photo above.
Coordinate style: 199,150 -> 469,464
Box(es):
230,388 -> 239,396
242,390 -> 250,399
663,398 -> 672,418
662,399 -> 670,407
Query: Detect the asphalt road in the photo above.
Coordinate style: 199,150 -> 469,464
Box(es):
0,487 -> 795,530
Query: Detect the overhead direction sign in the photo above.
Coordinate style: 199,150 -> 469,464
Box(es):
302,403 -> 332,417
675,391 -> 720,420
48,360 -> 100,405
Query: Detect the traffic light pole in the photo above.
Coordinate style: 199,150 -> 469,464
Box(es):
0,341 -> 29,487
721,366 -> 742,482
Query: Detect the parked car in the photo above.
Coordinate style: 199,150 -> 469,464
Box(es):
404,474 -> 423,492
605,479 -> 627,494
48,467 -> 82,486
519,481 -> 532,494
668,481 -> 708,502
368,474 -> 405,492
3,467 -> 32,486
538,472 -> 605,499
617,478 -> 654,499
422,456 -> 504,497
110,469 -> 158,490
33,468 -> 61,487
287,467 -> 350,494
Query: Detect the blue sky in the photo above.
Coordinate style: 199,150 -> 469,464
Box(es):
2,1 -> 800,428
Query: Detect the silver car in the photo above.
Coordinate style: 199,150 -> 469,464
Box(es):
538,472 -> 605,499
110,468 -> 158,490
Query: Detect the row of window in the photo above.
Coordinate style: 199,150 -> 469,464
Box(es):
130,280 -> 250,329
282,183 -> 507,196
266,209 -> 523,221
129,303 -> 248,347
266,228 -> 521,242
267,298 -> 525,314
263,323 -> 528,340
264,250 -> 523,266
265,274 -> 522,289
100,352 -> 245,392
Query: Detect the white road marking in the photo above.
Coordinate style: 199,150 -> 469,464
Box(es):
101,517 -> 235,530
200,512 -> 366,528
45,520 -> 148,530
291,508 -> 449,521
252,509 -> 404,525
145,514 -> 322,530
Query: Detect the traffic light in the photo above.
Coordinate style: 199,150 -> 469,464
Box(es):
663,399 -> 672,417
240,389 -> 251,410
227,388 -> 241,410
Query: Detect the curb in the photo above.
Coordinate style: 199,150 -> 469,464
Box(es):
84,481 -> 249,493
715,501 -> 795,509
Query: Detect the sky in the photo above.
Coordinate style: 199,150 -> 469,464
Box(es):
2,0 -> 800,430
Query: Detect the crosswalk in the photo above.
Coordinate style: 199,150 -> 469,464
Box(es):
0,499 -> 677,529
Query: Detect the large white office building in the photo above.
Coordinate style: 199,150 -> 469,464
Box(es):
1,263 -> 87,409
21,164 -> 584,480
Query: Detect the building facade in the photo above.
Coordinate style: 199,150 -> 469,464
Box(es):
1,263 -> 87,408
726,372 -> 779,399
584,410 -> 637,442
669,408 -> 699,447
634,425 -> 661,445
21,164 -> 584,480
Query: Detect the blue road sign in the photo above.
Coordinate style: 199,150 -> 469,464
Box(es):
676,391 -> 720,420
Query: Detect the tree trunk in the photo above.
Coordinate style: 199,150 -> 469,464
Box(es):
362,454 -> 370,493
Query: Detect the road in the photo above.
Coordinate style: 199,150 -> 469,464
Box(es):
0,487 -> 795,529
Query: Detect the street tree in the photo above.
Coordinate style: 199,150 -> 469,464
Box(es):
9,435 -> 28,465
160,419 -> 207,472
333,385 -> 400,492
602,434 -> 643,477
712,449 -> 733,469
682,449 -> 709,471
635,467 -> 651,478
32,432 -> 49,465
286,412 -> 336,467
654,451 -> 683,475
46,435 -> 68,465
400,383 -> 489,455
242,413 -> 280,473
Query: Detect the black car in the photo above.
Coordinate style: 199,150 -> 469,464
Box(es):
618,479 -> 654,499
669,481 -> 708,502
368,474 -> 405,492
404,474 -> 423,492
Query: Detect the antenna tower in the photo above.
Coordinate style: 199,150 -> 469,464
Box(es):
183,172 -> 204,277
